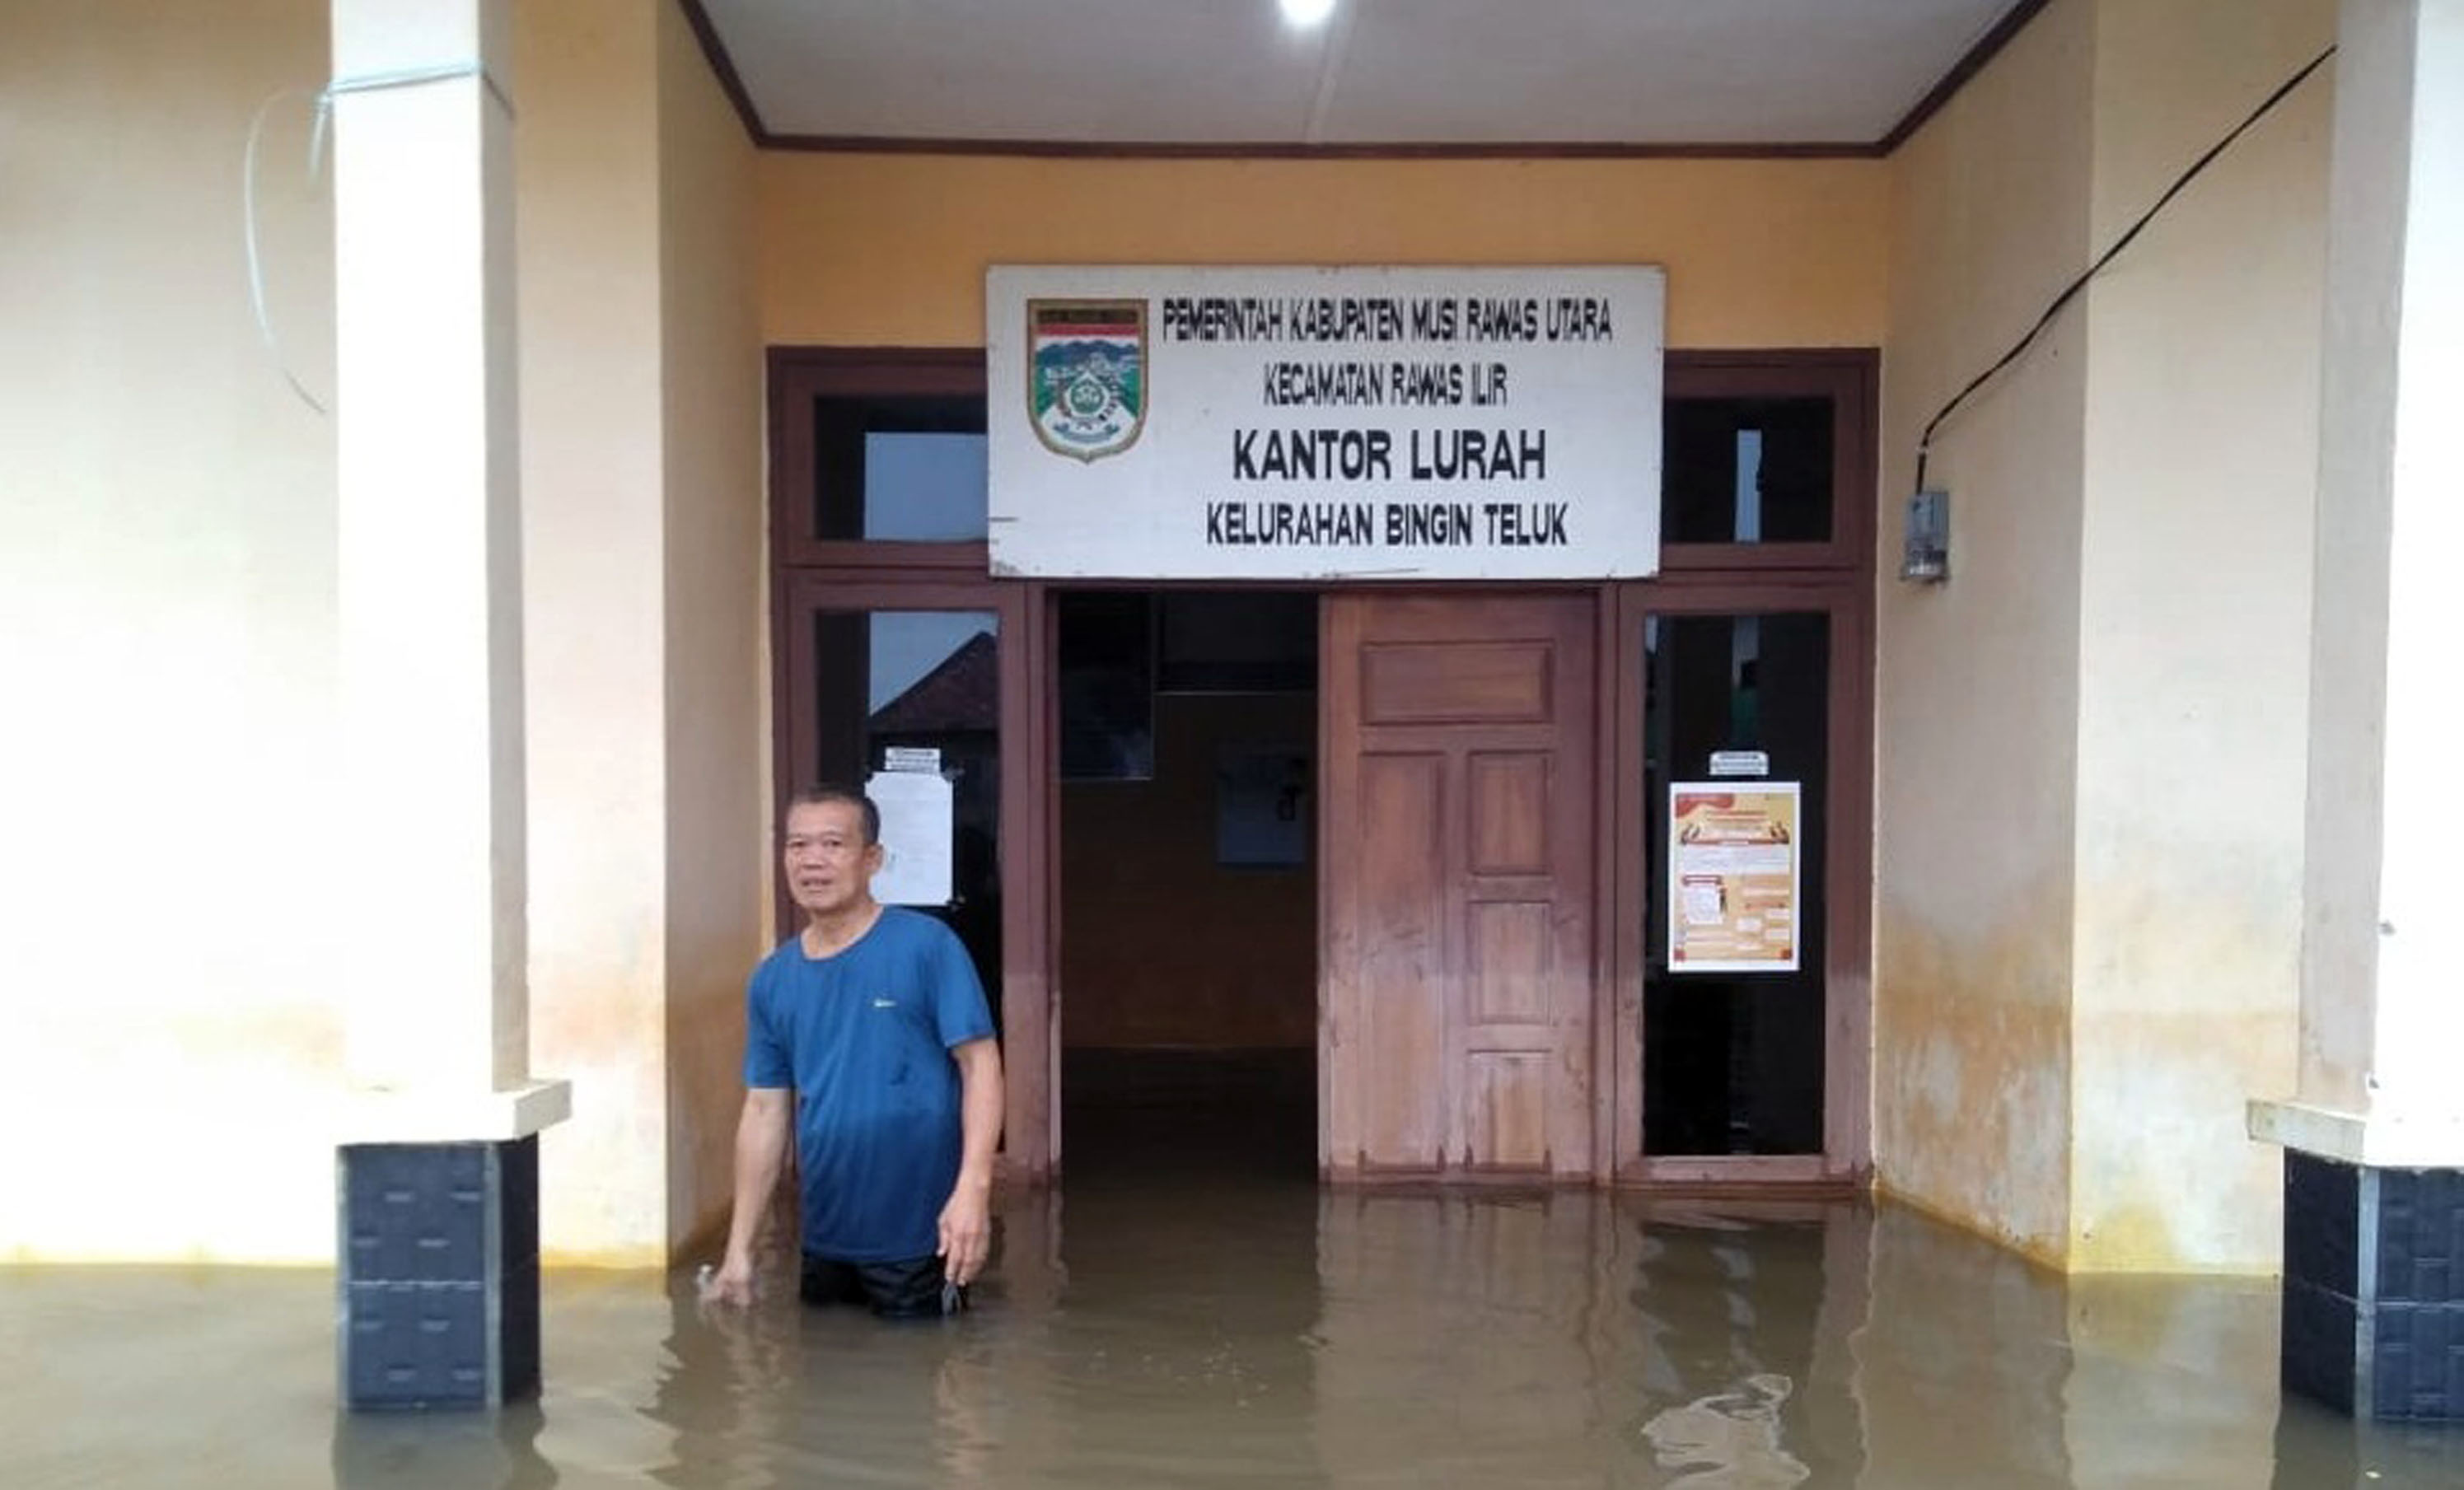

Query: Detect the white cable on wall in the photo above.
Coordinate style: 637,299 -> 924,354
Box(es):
242,62 -> 509,417
242,86 -> 330,415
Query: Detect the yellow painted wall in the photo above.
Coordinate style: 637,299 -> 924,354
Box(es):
520,0 -> 767,1265
1877,0 -> 2097,1267
1879,0 -> 2333,1271
518,0 -> 671,1266
654,0 -> 766,1259
0,0 -> 343,1262
760,156 -> 1888,349
2069,0 -> 2331,1271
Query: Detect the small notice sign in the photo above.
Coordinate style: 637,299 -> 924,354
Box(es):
881,746 -> 942,774
865,770 -> 954,907
1668,782 -> 1801,974
1708,750 -> 1770,778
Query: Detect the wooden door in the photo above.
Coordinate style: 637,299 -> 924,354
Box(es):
1322,593 -> 1597,1179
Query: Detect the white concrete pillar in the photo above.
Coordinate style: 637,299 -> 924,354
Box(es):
331,0 -> 565,1142
2252,0 -> 2464,1169
2251,0 -> 2464,1423
329,0 -> 568,1412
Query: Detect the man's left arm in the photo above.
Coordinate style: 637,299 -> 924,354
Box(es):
938,1036 -> 1003,1285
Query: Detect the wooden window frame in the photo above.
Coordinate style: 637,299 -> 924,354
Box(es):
1658,349 -> 1877,575
768,347 -> 992,572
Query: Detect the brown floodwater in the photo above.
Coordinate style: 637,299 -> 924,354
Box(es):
3,1168 -> 2459,1488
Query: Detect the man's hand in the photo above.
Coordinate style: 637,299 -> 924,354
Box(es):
937,1181 -> 992,1287
710,1088 -> 789,1310
701,1251 -> 757,1308
941,1038 -> 1003,1287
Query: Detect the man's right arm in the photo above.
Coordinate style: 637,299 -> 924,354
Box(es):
707,1086 -> 790,1306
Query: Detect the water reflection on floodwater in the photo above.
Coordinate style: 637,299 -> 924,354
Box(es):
3,1179 -> 2458,1488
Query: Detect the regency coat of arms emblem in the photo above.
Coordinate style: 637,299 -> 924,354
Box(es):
1027,299 -> 1147,461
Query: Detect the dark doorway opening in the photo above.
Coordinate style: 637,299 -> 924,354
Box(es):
1055,590 -> 1320,1183
1641,610 -> 1830,1156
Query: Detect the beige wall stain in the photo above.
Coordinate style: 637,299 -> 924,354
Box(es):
2068,0 -> 2328,1274
1874,0 -> 2092,1269
1875,902 -> 2074,1266
2067,862 -> 2307,1271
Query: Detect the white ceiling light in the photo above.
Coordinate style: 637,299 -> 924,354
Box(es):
1280,0 -> 1336,28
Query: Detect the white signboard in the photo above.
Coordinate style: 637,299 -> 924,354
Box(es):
865,769 -> 954,908
987,265 -> 1664,580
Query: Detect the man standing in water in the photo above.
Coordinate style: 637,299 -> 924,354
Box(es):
704,785 -> 1003,1316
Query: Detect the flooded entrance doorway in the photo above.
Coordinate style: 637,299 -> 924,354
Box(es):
1054,590 -> 1320,1179
1637,607 -> 1840,1162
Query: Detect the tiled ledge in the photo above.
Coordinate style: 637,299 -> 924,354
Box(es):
337,1078 -> 573,1146
2249,1098 -> 2464,1169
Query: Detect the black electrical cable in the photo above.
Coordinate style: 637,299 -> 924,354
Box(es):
1912,43 -> 2337,493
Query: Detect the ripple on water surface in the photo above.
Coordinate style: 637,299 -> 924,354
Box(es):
2,1191 -> 2458,1488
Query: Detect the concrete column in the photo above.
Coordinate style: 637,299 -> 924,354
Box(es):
329,0 -> 568,1410
2251,0 -> 2464,1423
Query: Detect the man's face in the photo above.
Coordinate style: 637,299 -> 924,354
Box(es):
781,800 -> 881,918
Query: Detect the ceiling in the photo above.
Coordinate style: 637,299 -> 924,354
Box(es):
693,0 -> 2035,153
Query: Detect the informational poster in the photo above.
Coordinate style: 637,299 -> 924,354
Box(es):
865,769 -> 954,908
986,264 -> 1665,580
1667,782 -> 1800,973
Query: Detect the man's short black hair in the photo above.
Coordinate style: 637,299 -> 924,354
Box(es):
784,784 -> 880,846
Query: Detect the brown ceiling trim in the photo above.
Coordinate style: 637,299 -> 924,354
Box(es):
760,133 -> 1880,161
1877,0 -> 2054,153
676,0 -> 773,147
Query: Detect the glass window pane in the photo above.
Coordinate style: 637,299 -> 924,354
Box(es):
1662,398 -> 1833,544
809,395 -> 988,542
1643,611 -> 1830,1156
863,432 -> 989,540
809,608 -> 1002,1024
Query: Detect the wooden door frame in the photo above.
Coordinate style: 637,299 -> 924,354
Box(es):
772,572 -> 1058,1183
1607,572 -> 1875,1186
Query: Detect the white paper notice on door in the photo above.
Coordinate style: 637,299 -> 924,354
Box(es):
865,769 -> 955,908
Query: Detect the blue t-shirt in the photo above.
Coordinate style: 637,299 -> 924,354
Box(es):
743,907 -> 996,1262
